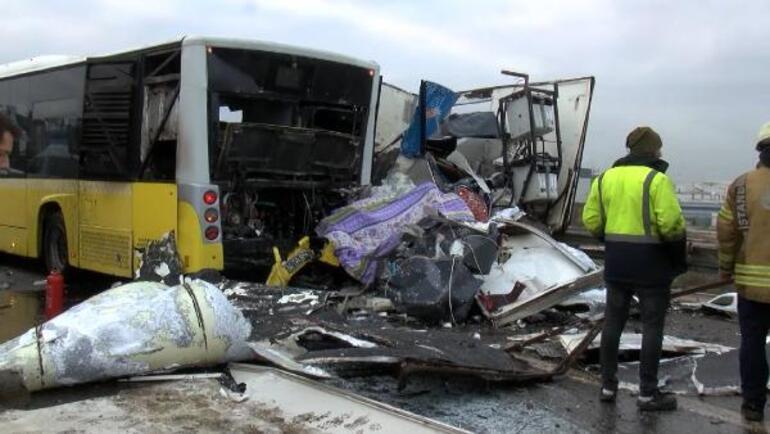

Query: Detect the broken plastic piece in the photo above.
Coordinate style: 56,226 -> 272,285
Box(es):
266,236 -> 315,287
701,292 -> 738,316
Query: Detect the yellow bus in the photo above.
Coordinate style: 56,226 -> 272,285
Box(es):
0,36 -> 380,277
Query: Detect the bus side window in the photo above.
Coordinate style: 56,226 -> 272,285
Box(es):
79,62 -> 136,180
28,99 -> 81,178
138,50 -> 181,181
140,82 -> 178,181
27,67 -> 84,179
0,78 -> 31,177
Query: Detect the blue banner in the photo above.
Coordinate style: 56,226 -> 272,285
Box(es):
400,81 -> 458,158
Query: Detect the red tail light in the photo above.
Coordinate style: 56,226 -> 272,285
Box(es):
204,226 -> 219,240
203,190 -> 218,205
204,208 -> 219,223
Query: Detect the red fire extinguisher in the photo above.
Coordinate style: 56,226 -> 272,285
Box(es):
45,269 -> 64,320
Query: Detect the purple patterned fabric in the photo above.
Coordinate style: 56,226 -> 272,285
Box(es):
317,182 -> 475,284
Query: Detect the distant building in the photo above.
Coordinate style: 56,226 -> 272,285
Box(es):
676,182 -> 729,204
676,182 -> 728,229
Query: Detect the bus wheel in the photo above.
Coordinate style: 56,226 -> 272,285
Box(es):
43,212 -> 69,273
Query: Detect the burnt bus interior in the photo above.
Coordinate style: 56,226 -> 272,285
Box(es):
206,48 -> 375,270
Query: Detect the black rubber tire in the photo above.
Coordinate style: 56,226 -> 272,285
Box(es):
43,212 -> 69,274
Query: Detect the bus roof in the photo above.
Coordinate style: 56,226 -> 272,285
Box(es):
0,35 -> 379,80
0,55 -> 85,79
183,36 -> 379,70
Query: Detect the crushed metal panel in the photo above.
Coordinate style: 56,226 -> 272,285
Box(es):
229,363 -> 471,434
249,342 -> 333,379
476,221 -> 602,327
481,269 -> 603,327
559,332 -> 734,356
288,321 -> 597,387
296,325 -> 530,374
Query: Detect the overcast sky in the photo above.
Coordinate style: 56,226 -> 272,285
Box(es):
4,0 -> 768,182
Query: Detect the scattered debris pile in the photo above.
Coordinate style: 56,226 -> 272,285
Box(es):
1,72 -> 608,399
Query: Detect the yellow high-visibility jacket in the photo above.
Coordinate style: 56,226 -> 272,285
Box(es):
582,163 -> 687,287
717,166 -> 770,303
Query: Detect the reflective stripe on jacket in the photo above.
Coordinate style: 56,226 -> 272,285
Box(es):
717,166 -> 770,302
582,165 -> 687,287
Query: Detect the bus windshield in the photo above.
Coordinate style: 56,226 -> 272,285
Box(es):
207,47 -> 374,183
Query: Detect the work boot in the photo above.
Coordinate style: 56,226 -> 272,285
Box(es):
637,392 -> 677,411
599,387 -> 617,403
742,402 -> 765,422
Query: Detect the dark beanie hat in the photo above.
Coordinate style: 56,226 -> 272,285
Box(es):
626,126 -> 662,156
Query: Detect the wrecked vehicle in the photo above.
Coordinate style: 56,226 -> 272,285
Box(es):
0,36 -> 380,281
374,73 -> 595,228
330,71 -> 600,325
209,46 -> 381,271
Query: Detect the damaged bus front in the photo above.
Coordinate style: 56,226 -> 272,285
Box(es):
187,39 -> 380,270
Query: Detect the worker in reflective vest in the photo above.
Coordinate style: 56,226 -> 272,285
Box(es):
717,121 -> 770,422
583,126 -> 687,411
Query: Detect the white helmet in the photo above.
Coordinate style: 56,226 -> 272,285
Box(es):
757,121 -> 770,150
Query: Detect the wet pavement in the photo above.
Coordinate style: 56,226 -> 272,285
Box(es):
0,290 -> 39,344
0,255 -> 768,433
0,255 -> 44,344
338,369 -> 765,433
0,254 -> 114,345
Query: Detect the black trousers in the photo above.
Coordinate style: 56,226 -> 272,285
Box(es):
738,295 -> 770,407
600,283 -> 670,397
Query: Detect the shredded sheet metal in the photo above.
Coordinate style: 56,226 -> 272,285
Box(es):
0,279 -> 252,392
559,332 -> 734,355
481,234 -> 596,298
476,232 -> 601,325
317,182 -> 475,284
249,343 -> 332,379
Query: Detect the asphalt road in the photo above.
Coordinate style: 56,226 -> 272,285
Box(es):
1,255 -> 767,433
